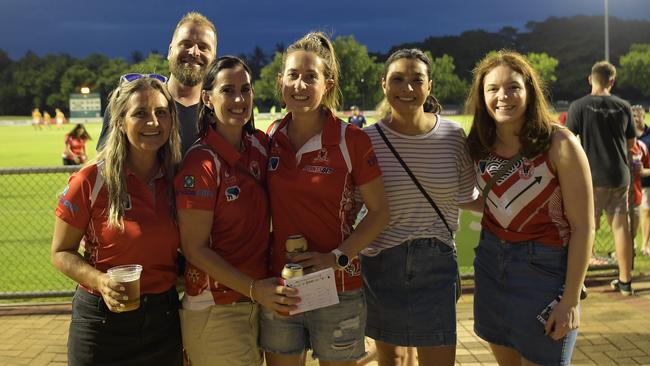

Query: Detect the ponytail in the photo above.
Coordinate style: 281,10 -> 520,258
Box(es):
423,95 -> 442,114
280,31 -> 341,112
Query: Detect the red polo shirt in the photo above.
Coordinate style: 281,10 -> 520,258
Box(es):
175,128 -> 270,306
267,111 -> 381,292
55,163 -> 179,295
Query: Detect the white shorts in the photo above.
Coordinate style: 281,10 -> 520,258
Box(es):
642,188 -> 650,210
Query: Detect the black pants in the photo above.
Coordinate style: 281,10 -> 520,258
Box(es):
68,287 -> 182,366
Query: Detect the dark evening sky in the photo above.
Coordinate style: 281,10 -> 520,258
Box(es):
2,0 -> 649,60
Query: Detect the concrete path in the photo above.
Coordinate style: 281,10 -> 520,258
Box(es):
1,276 -> 649,366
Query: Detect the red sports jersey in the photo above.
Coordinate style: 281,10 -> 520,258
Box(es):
267,111 -> 381,292
55,163 -> 179,295
476,152 -> 570,246
63,135 -> 87,159
175,128 -> 270,307
629,140 -> 650,206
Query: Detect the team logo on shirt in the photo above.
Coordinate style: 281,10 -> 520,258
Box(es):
518,158 -> 534,179
250,161 -> 260,180
313,148 -> 329,164
303,165 -> 334,174
367,154 -> 377,167
225,186 -> 241,201
61,185 -> 70,197
269,156 -> 280,171
183,175 -> 195,189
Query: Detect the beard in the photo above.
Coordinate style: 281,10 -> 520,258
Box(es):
169,56 -> 206,87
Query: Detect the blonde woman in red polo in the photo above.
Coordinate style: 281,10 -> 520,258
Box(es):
51,75 -> 183,366
260,32 -> 390,366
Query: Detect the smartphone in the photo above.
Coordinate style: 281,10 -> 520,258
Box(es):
537,286 -> 564,325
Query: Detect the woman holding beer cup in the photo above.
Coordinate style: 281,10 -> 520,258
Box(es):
51,74 -> 183,366
175,56 -> 299,366
261,32 -> 390,366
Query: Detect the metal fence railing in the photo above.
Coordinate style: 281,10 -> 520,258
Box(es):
0,166 -> 79,300
0,166 -> 621,301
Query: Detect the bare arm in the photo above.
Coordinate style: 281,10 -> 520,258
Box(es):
51,217 -> 126,312
293,176 -> 389,270
628,137 -> 636,150
458,197 -> 483,213
546,129 -> 595,339
178,209 -> 299,314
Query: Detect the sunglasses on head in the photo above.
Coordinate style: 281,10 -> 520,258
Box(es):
119,73 -> 168,85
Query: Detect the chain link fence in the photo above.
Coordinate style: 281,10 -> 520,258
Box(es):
0,165 -> 620,301
0,166 -> 79,300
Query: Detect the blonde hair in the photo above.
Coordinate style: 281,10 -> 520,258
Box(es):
278,31 -> 341,112
96,77 -> 181,230
590,60 -> 616,87
173,12 -> 216,41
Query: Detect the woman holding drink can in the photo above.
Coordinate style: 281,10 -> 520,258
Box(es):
262,32 -> 389,366
175,56 -> 299,366
51,74 -> 183,365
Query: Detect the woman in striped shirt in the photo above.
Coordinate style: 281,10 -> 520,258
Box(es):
360,48 -> 478,366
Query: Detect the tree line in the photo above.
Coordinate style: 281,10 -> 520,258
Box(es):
1,15 -> 649,116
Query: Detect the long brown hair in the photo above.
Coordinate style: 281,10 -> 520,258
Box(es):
466,50 -> 555,160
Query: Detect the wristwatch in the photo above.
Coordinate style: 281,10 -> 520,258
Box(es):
332,248 -> 350,270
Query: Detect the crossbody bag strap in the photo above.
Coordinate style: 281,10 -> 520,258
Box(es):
481,153 -> 522,208
374,123 -> 453,238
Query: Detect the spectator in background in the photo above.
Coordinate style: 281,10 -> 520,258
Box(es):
566,61 -> 636,295
97,12 -> 217,154
627,130 -> 650,248
558,111 -> 568,126
633,105 -> 650,256
348,105 -> 367,128
62,124 -> 91,165
31,108 -> 42,130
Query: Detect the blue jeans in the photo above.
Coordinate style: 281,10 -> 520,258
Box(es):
473,230 -> 578,366
260,289 -> 366,361
361,238 -> 458,347
68,287 -> 182,366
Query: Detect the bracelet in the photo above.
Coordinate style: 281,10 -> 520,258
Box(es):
248,279 -> 257,304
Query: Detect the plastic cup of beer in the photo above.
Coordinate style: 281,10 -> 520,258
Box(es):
106,264 -> 142,312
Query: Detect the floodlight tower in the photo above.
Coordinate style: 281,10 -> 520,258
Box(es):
604,0 -> 610,61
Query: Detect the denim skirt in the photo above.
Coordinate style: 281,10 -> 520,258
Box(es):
473,230 -> 578,366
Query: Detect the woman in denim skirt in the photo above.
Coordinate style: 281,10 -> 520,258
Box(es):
360,48 -> 479,366
465,50 -> 594,366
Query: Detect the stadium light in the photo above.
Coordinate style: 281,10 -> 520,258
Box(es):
604,0 -> 609,61
80,87 -> 90,94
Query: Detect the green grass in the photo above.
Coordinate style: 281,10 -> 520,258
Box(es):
0,114 -> 647,301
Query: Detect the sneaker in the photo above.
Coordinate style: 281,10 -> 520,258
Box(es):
611,279 -> 634,296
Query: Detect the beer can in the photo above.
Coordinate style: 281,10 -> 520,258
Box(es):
281,263 -> 304,280
285,234 -> 308,253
